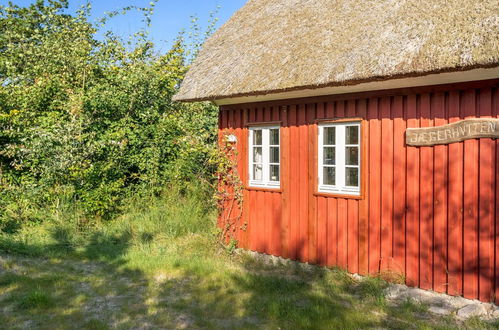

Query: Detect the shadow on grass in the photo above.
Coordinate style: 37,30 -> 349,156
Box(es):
153,252 -> 382,329
0,229 -> 492,329
152,249 -> 494,330
0,227 -> 159,329
228,272 -> 369,329
0,226 -> 131,262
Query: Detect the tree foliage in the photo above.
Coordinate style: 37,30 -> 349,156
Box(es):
0,0 -> 218,225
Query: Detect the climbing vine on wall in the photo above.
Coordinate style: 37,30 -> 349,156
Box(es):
212,131 -> 244,249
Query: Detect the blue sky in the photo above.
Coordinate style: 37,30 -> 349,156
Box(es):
1,0 -> 247,52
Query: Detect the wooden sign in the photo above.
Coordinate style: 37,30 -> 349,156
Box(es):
406,118 -> 499,146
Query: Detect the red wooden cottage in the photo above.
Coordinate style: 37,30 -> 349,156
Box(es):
174,0 -> 499,303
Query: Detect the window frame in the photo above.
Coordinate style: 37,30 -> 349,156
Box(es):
317,120 -> 362,196
248,125 -> 281,189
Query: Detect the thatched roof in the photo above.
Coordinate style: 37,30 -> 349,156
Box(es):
174,0 -> 499,102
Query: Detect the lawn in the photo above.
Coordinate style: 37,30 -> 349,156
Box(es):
0,190 -> 496,329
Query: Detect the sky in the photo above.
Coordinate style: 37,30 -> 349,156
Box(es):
1,0 -> 247,52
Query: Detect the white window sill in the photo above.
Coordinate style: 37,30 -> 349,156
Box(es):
318,185 -> 360,196
248,182 -> 280,189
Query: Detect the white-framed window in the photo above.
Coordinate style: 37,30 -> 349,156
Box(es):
318,121 -> 361,195
248,126 -> 280,188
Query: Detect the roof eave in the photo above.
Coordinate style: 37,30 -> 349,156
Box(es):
174,65 -> 499,104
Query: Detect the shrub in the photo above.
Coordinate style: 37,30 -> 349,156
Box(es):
0,0 -> 219,228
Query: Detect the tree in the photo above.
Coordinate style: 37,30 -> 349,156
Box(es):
0,0 -> 218,223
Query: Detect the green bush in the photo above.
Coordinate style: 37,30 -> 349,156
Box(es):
0,0 -> 219,228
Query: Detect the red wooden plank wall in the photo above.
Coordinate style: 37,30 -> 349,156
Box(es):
218,81 -> 499,303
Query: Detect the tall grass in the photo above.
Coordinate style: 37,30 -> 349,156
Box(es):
121,184 -> 215,239
0,183 -> 217,269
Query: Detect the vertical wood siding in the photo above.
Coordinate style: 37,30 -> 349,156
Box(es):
218,81 -> 498,303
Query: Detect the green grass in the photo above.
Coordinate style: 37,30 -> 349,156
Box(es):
18,288 -> 54,310
0,186 -> 496,329
349,275 -> 388,307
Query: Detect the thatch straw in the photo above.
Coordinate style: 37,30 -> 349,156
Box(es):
174,0 -> 499,102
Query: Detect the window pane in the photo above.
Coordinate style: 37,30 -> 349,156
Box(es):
270,147 -> 279,163
345,167 -> 359,187
270,129 -> 279,145
270,165 -> 280,182
323,127 -> 336,145
253,147 -> 262,163
323,167 -> 335,185
346,126 -> 359,144
253,164 -> 263,181
323,147 -> 336,165
253,130 -> 262,145
346,147 -> 359,165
